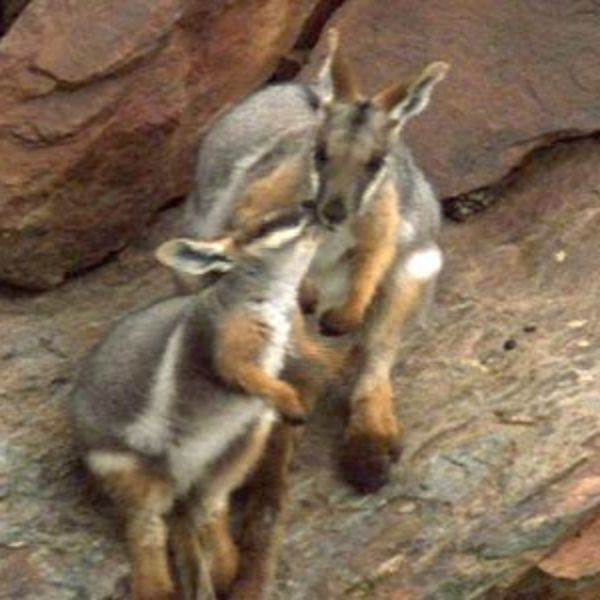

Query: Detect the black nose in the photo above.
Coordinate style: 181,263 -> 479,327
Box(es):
321,198 -> 347,225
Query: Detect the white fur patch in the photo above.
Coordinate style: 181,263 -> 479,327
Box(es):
399,221 -> 416,244
360,164 -> 388,214
252,239 -> 318,373
248,222 -> 306,251
86,450 -> 138,477
309,164 -> 320,197
124,325 -> 184,454
404,246 -> 443,281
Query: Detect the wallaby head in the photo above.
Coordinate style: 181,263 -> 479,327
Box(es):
313,30 -> 449,227
156,203 -> 320,280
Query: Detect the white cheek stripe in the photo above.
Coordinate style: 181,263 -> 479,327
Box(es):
404,246 -> 443,281
360,165 -> 388,214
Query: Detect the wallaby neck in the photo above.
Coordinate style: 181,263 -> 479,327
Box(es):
210,240 -> 318,311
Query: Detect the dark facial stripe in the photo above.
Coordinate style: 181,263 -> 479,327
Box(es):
351,101 -> 372,130
236,208 -> 306,245
301,85 -> 322,111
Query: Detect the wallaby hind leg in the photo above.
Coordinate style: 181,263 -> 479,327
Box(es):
170,508 -> 217,600
204,502 -> 239,595
87,451 -> 176,600
228,422 -> 297,599
342,258 -> 440,493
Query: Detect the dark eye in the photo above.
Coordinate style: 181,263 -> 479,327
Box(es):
314,145 -> 328,165
366,156 -> 384,173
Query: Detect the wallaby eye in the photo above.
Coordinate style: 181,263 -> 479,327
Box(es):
366,155 -> 385,173
314,145 -> 328,165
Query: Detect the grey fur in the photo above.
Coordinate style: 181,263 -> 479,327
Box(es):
185,83 -> 321,240
184,77 -> 442,282
71,216 -> 319,497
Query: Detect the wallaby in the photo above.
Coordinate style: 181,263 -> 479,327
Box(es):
70,205 -> 336,600
183,30 -> 449,494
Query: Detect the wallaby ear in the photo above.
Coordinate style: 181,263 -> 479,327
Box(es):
314,28 -> 339,101
315,28 -> 360,103
155,238 -> 234,276
373,61 -> 449,125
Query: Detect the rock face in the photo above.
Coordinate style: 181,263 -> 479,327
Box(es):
0,0 -> 319,289
2,136 -> 600,598
0,0 -> 31,34
306,0 -> 600,198
4,0 -> 600,290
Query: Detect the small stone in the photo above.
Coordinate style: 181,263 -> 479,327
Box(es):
503,339 -> 517,351
554,250 -> 567,263
567,320 -> 588,329
396,502 -> 417,514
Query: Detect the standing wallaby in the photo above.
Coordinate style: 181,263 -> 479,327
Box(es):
184,30 -> 449,494
70,205 -> 335,600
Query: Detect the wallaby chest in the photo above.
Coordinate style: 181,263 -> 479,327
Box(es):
308,221 -> 356,312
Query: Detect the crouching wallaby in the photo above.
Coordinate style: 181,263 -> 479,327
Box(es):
70,205 -> 332,600
184,30 -> 449,493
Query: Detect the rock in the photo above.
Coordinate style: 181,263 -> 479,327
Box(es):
305,0 -> 600,199
503,512 -> 600,599
0,0 -> 320,289
504,512 -> 600,600
275,137 -> 600,598
3,136 -> 600,598
0,0 -> 30,35
539,513 -> 600,580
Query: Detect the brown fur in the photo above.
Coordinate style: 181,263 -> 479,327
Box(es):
299,277 -> 320,314
329,40 -> 360,102
230,156 -> 306,231
320,181 -> 400,335
215,313 -> 307,424
95,458 -> 175,600
342,276 -> 429,491
228,422 -> 298,599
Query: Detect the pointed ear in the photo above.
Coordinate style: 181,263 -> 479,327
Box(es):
373,61 -> 449,125
315,28 -> 360,103
155,238 -> 234,276
314,28 -> 339,101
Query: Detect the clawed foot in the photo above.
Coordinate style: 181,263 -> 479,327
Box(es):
319,306 -> 361,337
278,398 -> 308,427
340,429 -> 402,494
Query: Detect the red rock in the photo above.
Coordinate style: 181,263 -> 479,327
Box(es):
539,512 -> 600,580
306,0 -> 600,199
0,0 -> 320,289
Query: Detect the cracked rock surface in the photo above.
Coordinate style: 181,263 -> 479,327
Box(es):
3,0 -> 600,288
306,0 -> 600,199
2,136 -> 600,598
0,0 -> 321,289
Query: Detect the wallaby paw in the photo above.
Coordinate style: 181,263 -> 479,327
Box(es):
280,407 -> 308,427
319,307 -> 361,337
340,430 -> 402,494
